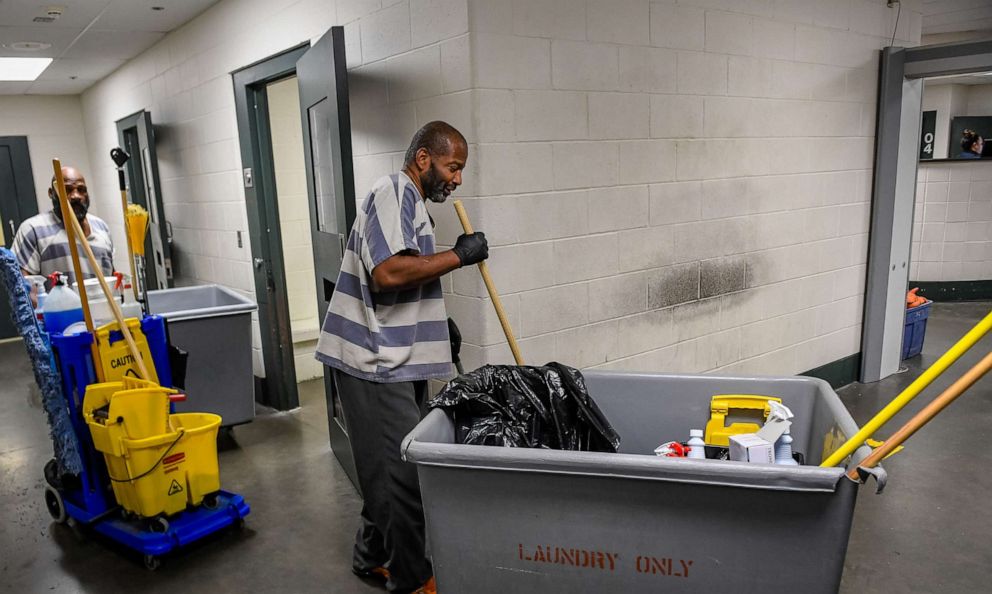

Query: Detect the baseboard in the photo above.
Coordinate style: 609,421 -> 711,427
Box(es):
913,280 -> 992,302
801,352 -> 862,390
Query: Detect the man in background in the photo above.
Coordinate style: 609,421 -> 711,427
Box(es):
13,165 -> 115,288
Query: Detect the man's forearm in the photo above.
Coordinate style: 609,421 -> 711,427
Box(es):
371,250 -> 462,292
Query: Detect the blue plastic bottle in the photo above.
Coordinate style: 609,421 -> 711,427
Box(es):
43,273 -> 84,334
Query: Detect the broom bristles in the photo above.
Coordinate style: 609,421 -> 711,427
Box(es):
125,204 -> 150,257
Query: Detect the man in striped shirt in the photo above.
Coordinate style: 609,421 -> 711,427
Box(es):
13,166 -> 115,290
315,122 -> 487,594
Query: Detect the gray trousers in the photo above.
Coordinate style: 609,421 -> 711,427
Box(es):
333,369 -> 432,592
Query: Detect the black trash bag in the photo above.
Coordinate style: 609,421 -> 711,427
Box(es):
428,362 -> 620,452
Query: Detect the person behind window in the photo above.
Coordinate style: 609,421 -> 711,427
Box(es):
958,129 -> 984,159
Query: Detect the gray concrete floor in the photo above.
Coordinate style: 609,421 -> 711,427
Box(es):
1,301 -> 989,593
838,301 -> 992,594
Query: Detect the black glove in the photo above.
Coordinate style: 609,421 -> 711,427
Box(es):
452,232 -> 488,266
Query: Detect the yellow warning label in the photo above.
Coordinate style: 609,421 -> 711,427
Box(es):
168,479 -> 184,496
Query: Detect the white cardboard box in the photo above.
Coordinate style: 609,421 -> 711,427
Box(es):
729,434 -> 774,464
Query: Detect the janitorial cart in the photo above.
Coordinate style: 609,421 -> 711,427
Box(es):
0,157 -> 250,570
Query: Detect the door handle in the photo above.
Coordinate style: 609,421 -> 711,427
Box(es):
254,257 -> 265,269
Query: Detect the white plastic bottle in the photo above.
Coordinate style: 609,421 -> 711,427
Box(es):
25,275 -> 48,323
775,430 -> 800,465
43,273 -> 84,334
119,277 -> 143,320
687,429 -> 707,459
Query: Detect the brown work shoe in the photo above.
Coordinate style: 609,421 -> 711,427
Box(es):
353,565 -> 390,583
412,576 -> 436,594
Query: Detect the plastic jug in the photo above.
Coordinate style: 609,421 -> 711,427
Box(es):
73,276 -> 120,326
43,272 -> 84,334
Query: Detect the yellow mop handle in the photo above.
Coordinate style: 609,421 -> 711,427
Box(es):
822,309 -> 992,467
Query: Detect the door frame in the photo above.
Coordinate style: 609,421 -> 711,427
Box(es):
115,111 -> 172,290
862,39 -> 992,383
232,43 -> 309,411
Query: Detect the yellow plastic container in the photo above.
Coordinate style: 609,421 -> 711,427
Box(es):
704,394 -> 783,446
94,318 -> 159,384
83,379 -> 223,518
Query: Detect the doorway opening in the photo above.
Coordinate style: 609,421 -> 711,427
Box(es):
863,39 -> 992,382
265,75 -> 323,383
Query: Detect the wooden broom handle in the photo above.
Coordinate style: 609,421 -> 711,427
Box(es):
54,160 -> 150,380
54,160 -> 105,381
452,200 -> 524,365
53,161 -> 94,334
848,350 -> 992,480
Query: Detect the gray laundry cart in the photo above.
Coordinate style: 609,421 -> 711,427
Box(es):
146,285 -> 257,426
402,371 -> 882,594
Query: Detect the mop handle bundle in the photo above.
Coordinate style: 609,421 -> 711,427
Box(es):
848,351 -> 992,480
822,310 -> 992,467
452,200 -> 524,365
112,147 -> 140,302
53,159 -> 149,380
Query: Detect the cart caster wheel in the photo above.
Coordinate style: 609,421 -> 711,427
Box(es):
233,518 -> 246,531
148,516 -> 170,533
202,492 -> 220,510
144,554 -> 161,571
44,484 -> 68,524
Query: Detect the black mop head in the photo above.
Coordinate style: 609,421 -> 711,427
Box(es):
0,248 -> 83,475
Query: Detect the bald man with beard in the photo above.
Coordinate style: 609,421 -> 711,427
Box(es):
13,166 -> 115,289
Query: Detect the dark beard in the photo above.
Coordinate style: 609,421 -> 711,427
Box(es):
52,197 -> 88,223
420,166 -> 448,203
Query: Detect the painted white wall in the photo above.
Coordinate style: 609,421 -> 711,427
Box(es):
443,0 -> 922,377
922,82 -> 991,159
0,96 -> 93,216
965,84 -> 992,115
912,161 -> 992,282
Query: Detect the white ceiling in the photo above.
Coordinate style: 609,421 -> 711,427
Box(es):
0,0 -> 220,95
923,0 -> 992,36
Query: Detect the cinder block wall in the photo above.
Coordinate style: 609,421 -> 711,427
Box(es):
78,0 -> 471,378
0,96 -> 93,215
912,161 -> 992,282
444,0 -> 923,376
74,0 -> 926,381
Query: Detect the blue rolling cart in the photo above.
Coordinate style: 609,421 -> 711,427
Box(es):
43,316 -> 250,570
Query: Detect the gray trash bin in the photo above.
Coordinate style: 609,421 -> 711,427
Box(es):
402,371 -> 882,594
146,285 -> 257,426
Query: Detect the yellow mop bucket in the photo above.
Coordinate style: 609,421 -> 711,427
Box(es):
83,378 -> 222,518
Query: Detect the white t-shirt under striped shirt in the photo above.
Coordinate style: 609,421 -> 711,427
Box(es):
314,172 -> 453,383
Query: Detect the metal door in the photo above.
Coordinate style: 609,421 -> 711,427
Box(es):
296,26 -> 358,488
0,137 -> 39,340
116,111 -> 172,290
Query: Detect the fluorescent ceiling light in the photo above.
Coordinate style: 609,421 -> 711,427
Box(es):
0,57 -> 53,81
